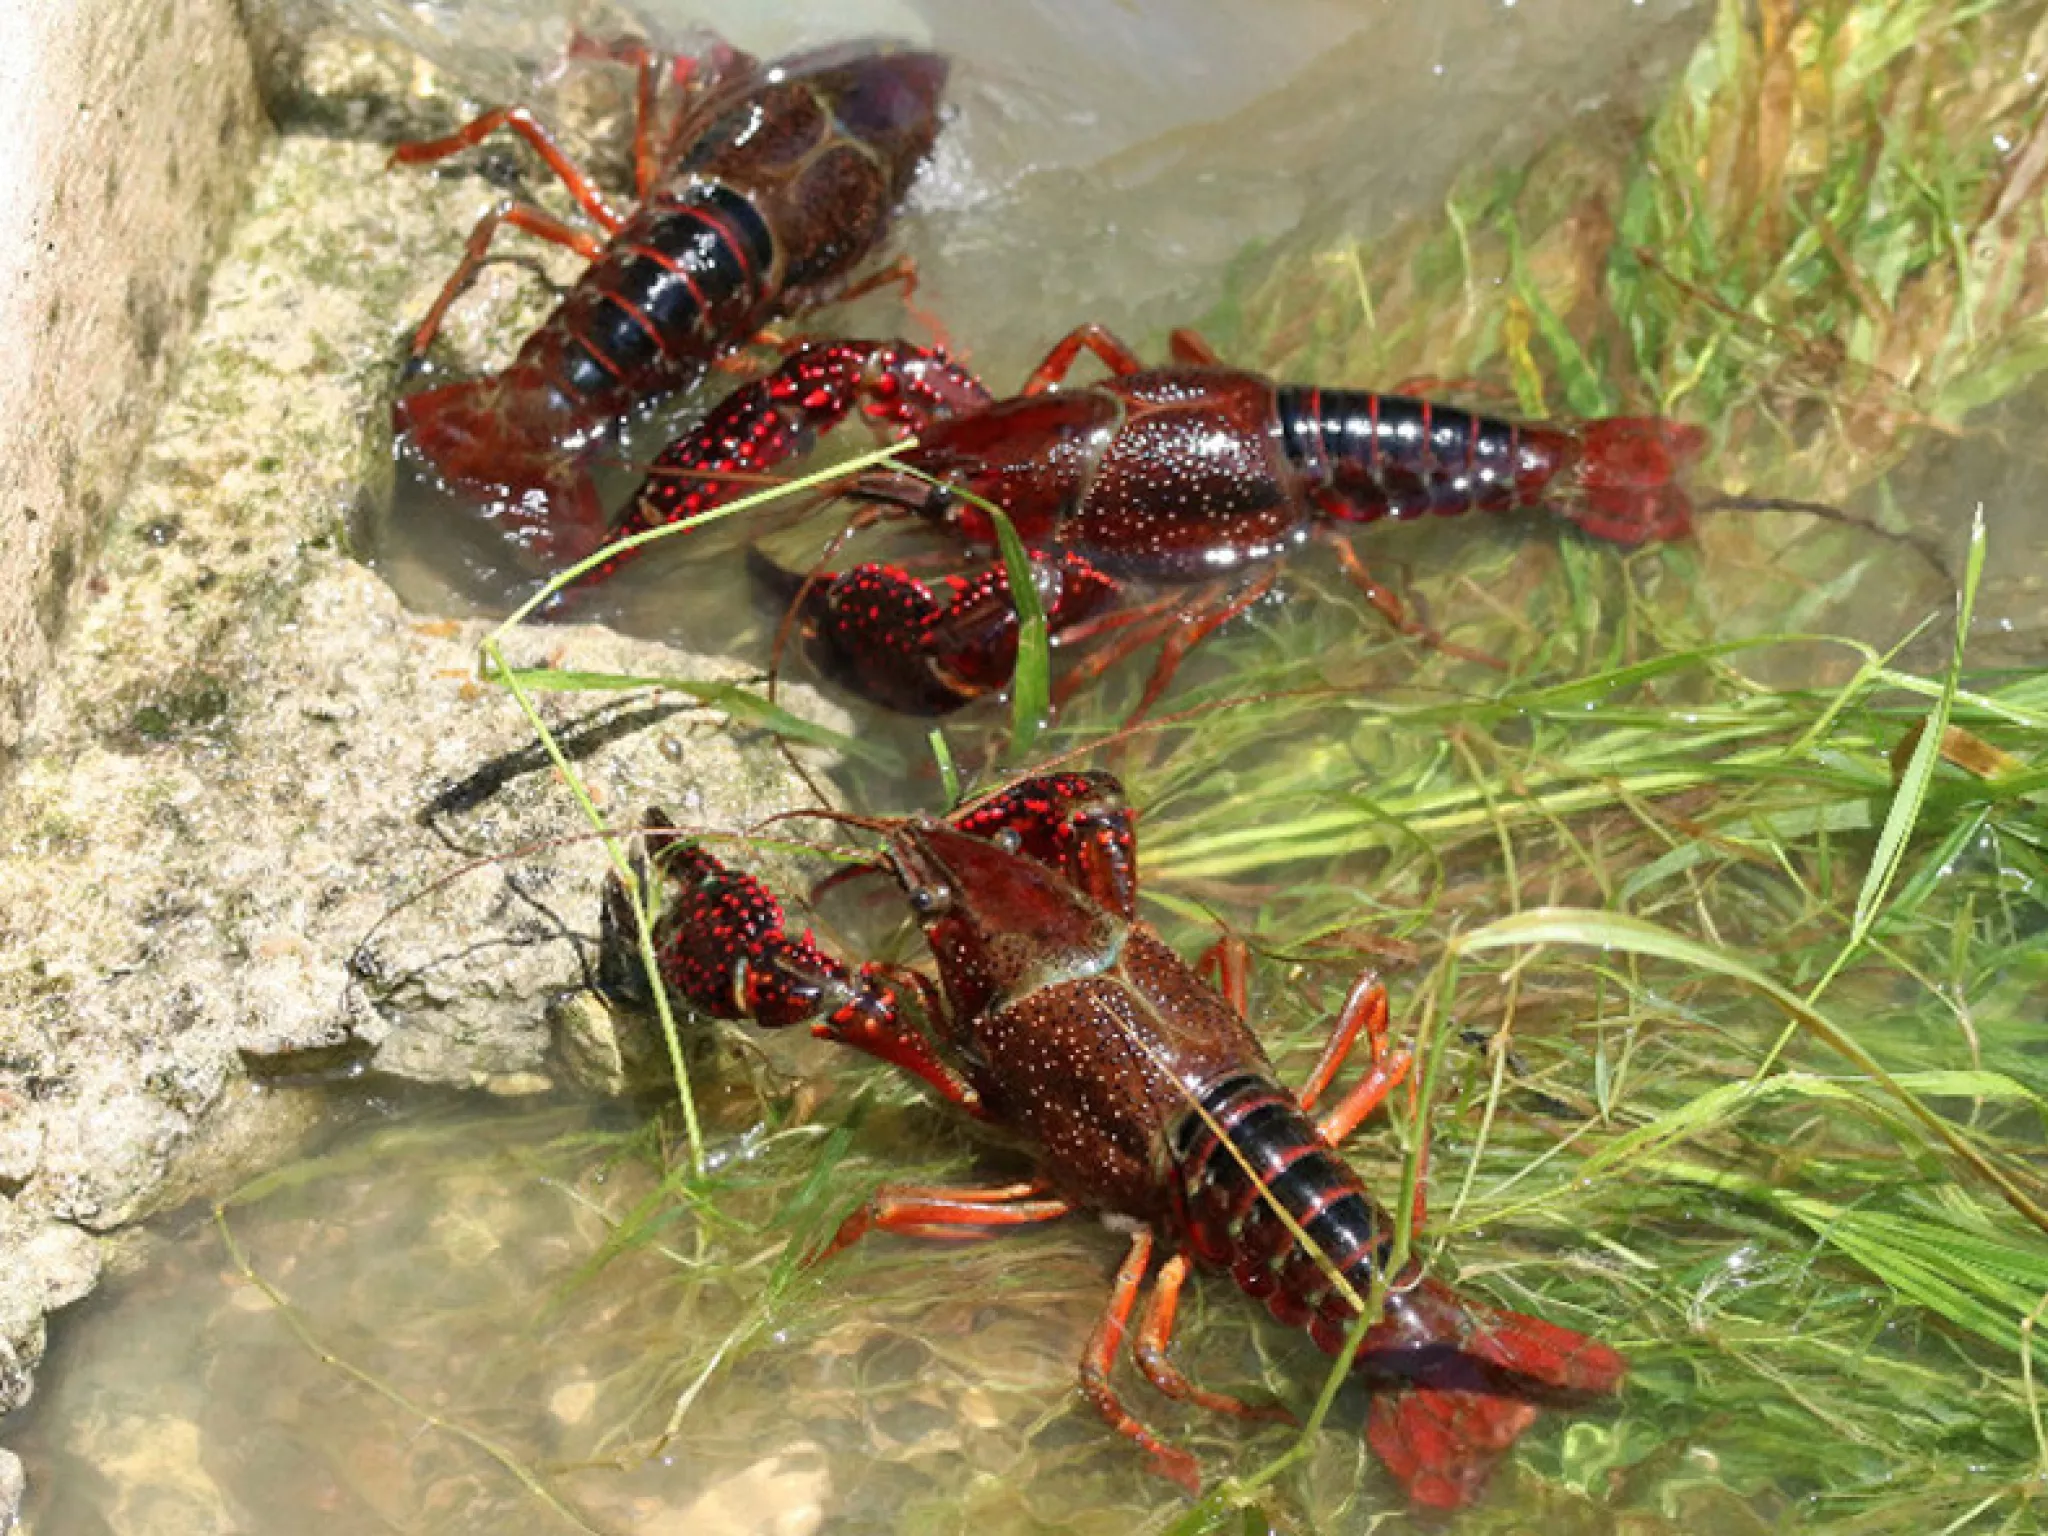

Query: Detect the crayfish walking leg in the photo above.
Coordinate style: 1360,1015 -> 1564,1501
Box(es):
814,1178 -> 1071,1262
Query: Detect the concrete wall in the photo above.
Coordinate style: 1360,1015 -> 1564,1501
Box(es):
0,0 -> 266,756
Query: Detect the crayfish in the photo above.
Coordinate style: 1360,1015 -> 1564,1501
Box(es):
566,326 -> 1706,716
604,771 -> 1626,1508
391,36 -> 948,550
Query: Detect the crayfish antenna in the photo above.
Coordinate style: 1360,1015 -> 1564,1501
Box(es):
746,542 -> 811,609
1700,493 -> 1955,585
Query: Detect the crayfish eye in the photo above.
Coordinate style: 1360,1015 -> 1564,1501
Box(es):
908,882 -> 954,919
993,827 -> 1022,854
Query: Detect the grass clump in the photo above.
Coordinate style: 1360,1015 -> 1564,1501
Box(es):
1053,567 -> 2048,1529
1222,0 -> 2048,502
1033,1 -> 2048,1524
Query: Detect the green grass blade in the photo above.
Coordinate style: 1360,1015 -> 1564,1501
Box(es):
985,503 -> 1051,760
1454,907 -> 2048,1234
1825,509 -> 1988,991
928,728 -> 961,805
481,636 -> 706,1177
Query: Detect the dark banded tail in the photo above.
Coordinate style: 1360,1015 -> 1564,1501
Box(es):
1274,386 -> 1572,523
1278,385 -> 1709,545
1170,1071 -> 1627,1509
1172,1071 -> 1396,1351
532,182 -> 775,405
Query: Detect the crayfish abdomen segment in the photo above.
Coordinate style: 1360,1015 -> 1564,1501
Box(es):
1277,386 -> 1569,521
1169,1072 -> 1395,1341
548,184 -> 775,395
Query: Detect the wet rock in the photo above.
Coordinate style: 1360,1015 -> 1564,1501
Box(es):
84,1414 -> 236,1536
144,1077 -> 330,1218
0,1208 -> 102,1422
0,1314 -> 34,1430
551,988 -> 675,1098
0,1447 -> 20,1532
635,1448 -> 832,1536
0,124 -> 845,1438
22,1221 -> 100,1314
548,1377 -> 600,1428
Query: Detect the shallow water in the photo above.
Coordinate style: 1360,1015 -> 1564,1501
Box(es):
17,1098 -> 1268,1536
17,1 -> 2048,1533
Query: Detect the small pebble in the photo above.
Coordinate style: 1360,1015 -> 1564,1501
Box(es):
549,1379 -> 599,1426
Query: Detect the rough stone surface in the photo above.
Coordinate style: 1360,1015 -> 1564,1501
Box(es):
0,1448 -> 20,1533
552,988 -> 680,1099
0,74 -> 846,1458
0,0 -> 265,756
69,1414 -> 234,1536
635,1449 -> 833,1536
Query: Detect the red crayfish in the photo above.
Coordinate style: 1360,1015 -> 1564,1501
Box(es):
390,36 -> 948,552
570,325 -> 1706,716
605,771 -> 1626,1507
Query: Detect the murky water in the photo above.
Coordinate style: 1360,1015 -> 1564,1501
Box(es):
17,1 -> 2048,1533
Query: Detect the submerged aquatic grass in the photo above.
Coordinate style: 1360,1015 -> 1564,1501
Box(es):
474,529 -> 2048,1528
447,1 -> 2048,1528
1221,0 -> 2048,513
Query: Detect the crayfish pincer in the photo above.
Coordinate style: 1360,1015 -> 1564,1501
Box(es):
604,772 -> 1625,1508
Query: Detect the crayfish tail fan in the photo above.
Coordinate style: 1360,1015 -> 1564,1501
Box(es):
1367,1385 -> 1540,1510
1362,1275 -> 1627,1509
1566,417 -> 1710,544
